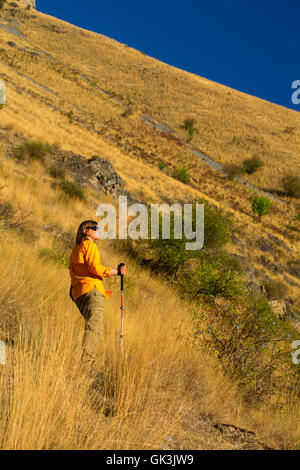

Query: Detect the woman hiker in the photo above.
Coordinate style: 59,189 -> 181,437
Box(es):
69,220 -> 126,367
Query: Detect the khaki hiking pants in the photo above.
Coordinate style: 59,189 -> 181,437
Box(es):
75,287 -> 105,363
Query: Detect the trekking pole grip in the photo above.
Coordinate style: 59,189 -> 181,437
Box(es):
117,263 -> 125,290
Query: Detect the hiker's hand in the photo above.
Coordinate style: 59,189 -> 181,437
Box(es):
118,264 -> 126,276
109,265 -> 126,276
120,265 -> 126,275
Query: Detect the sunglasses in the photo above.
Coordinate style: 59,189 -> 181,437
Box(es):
87,226 -> 98,231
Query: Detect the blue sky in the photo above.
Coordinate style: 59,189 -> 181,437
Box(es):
38,0 -> 300,112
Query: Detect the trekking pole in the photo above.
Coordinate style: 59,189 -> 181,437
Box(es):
118,263 -> 125,360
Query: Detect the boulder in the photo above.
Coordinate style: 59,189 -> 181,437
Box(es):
50,150 -> 124,196
0,79 -> 6,106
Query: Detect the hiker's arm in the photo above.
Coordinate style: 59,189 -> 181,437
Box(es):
85,243 -> 112,278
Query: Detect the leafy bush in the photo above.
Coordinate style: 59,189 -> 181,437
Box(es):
177,256 -> 243,301
174,166 -> 189,183
183,118 -> 197,142
14,141 -> 49,163
60,181 -> 86,201
194,294 -> 299,402
115,200 -> 232,277
67,111 -> 74,124
223,163 -> 244,180
296,213 -> 300,221
202,201 -> 232,249
0,0 -> 5,9
48,165 -> 65,179
263,280 -> 286,300
242,156 -> 264,174
282,175 -> 300,198
158,161 -> 167,170
9,2 -> 18,7
251,196 -> 272,219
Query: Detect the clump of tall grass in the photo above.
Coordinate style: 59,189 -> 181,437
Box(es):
13,141 -> 49,163
59,181 -> 86,201
48,164 -> 66,179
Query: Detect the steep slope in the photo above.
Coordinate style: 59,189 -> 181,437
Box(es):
0,4 -> 299,450
0,5 -> 299,314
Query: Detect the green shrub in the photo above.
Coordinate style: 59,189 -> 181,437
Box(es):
177,257 -> 243,301
202,202 -> 232,249
194,294 -> 299,402
282,175 -> 300,198
14,141 -> 49,163
174,166 -> 189,183
184,118 -> 197,142
242,156 -> 264,174
251,196 -> 272,219
60,181 -> 86,201
0,0 -> 5,9
67,110 -> 74,124
9,2 -> 18,7
296,213 -> 300,221
263,280 -> 286,300
158,161 -> 167,170
223,163 -> 244,180
48,165 -> 65,179
116,201 -> 232,277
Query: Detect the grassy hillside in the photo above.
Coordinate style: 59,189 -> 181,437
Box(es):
0,6 -> 299,312
0,3 -> 299,449
0,152 -> 299,450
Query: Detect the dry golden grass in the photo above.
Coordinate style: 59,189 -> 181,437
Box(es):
0,7 -> 299,449
0,153 -> 299,450
3,8 -> 299,189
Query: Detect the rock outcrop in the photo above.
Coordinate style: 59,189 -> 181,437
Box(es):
50,150 -> 124,197
11,0 -> 36,9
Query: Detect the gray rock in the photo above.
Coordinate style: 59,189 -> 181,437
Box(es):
50,150 -> 124,196
0,21 -> 26,39
8,41 -> 17,48
141,114 -> 174,134
0,79 -> 5,106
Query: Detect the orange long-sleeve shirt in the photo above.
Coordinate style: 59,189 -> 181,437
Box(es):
69,239 -> 112,301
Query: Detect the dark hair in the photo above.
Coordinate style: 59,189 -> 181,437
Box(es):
76,220 -> 97,245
